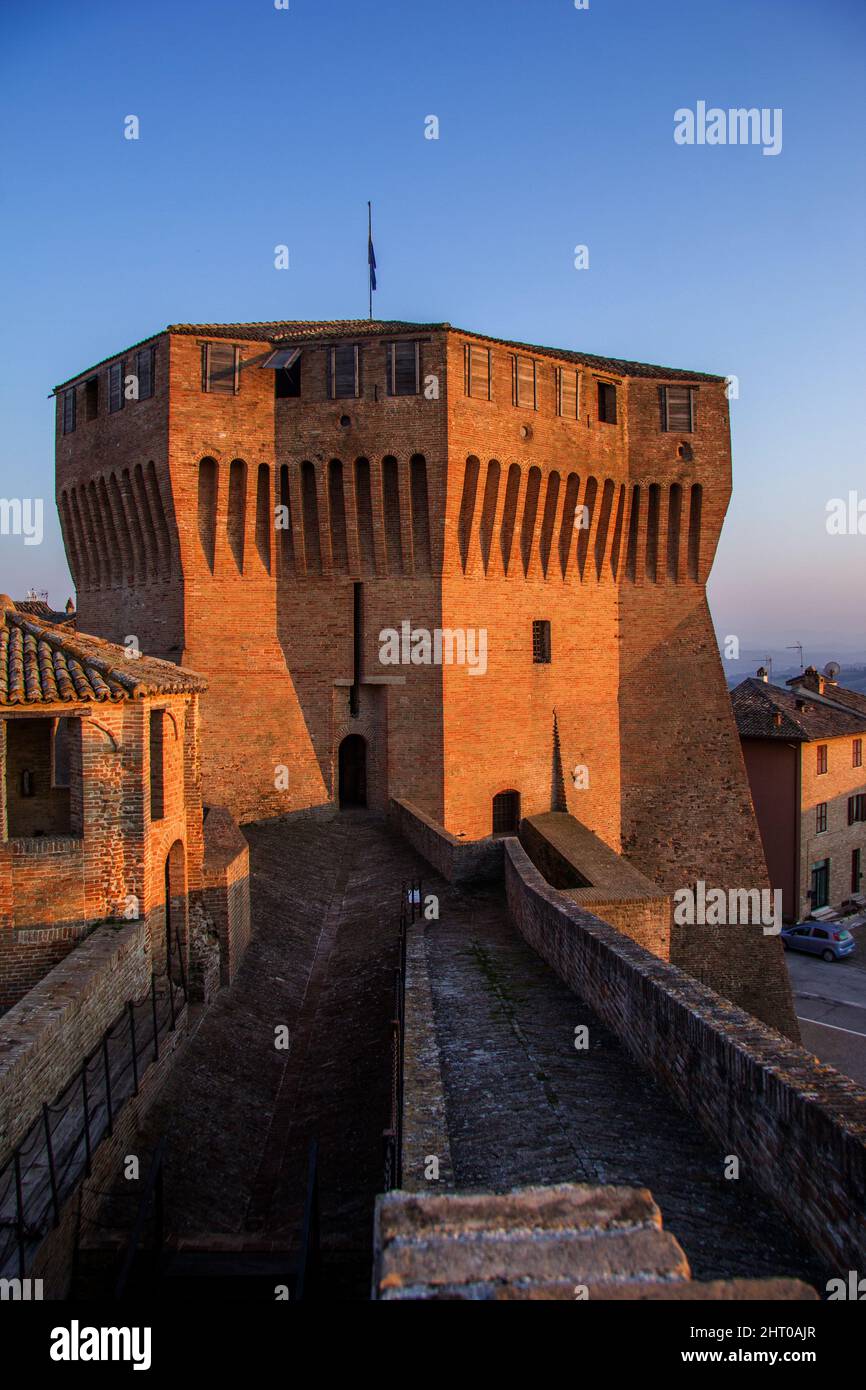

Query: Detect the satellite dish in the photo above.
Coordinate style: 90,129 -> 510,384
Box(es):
824,661 -> 841,680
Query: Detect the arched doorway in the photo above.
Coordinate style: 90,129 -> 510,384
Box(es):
492,789 -> 520,836
339,735 -> 367,808
164,840 -> 187,988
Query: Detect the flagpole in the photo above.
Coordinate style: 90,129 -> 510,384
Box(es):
368,201 -> 373,320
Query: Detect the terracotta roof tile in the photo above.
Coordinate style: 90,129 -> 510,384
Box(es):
731,678 -> 866,741
0,605 -> 207,706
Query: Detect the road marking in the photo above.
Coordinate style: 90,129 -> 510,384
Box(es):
795,991 -> 866,1011
796,1015 -> 866,1039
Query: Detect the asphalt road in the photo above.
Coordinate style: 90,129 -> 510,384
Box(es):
785,927 -> 866,1087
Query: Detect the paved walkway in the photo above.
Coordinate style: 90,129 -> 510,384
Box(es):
424,882 -> 827,1288
97,811 -> 424,1299
89,813 -> 826,1297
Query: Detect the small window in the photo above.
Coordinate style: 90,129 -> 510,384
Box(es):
816,744 -> 828,775
136,346 -> 155,400
52,717 -> 74,789
202,342 -> 239,394
532,620 -> 551,664
275,351 -> 301,398
597,380 -> 617,424
512,355 -> 537,410
556,367 -> 579,419
464,344 -> 491,400
492,790 -> 520,835
388,341 -> 420,395
854,738 -> 863,769
816,802 -> 827,833
85,376 -> 99,421
328,344 -> 360,399
109,361 -> 124,413
848,794 -> 866,825
662,385 -> 695,433
62,387 -> 76,434
150,709 -> 165,821
813,927 -> 829,940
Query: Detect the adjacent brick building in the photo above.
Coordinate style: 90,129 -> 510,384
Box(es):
0,597 -> 206,1009
52,318 -> 795,1033
732,667 -> 866,921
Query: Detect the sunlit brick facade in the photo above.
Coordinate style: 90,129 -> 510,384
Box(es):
53,319 -> 797,1033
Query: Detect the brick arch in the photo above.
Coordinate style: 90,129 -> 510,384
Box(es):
164,838 -> 188,986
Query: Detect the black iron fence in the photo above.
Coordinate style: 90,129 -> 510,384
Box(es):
383,878 -> 422,1191
0,931 -> 187,1280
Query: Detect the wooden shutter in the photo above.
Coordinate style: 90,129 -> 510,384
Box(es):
664,386 -> 694,432
516,356 -> 536,409
468,345 -> 490,399
206,343 -> 237,394
109,361 -> 124,413
558,368 -> 577,418
331,345 -> 358,398
137,347 -> 154,400
391,341 -> 419,395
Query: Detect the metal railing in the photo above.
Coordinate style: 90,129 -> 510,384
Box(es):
0,931 -> 187,1280
382,878 -> 422,1191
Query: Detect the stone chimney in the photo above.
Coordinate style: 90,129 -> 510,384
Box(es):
756,666 -> 769,682
800,665 -> 825,696
65,597 -> 75,614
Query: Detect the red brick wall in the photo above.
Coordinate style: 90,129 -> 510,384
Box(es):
52,324 -> 794,1028
0,693 -> 202,1009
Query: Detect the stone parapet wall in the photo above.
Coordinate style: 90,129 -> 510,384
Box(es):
504,837 -> 866,1272
0,918 -> 156,1159
388,798 -> 502,884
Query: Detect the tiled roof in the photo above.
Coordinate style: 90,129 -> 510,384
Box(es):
14,599 -> 75,626
790,680 -> 866,720
731,678 -> 866,741
0,604 -> 206,706
55,319 -> 723,389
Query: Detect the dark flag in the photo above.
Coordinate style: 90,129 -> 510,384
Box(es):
367,201 -> 376,319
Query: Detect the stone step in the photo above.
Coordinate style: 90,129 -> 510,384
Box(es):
373,1185 -> 818,1301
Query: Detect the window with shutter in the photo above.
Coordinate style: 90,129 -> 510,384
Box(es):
330,345 -> 359,398
109,361 -> 124,413
597,380 -> 617,424
203,343 -> 238,394
388,341 -> 420,395
136,346 -> 154,400
62,388 -> 76,434
557,367 -> 578,419
464,344 -> 491,400
663,385 -> 695,432
512,356 -> 537,410
85,377 -> 99,420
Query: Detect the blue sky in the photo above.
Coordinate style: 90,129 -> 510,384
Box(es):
1,0 -> 864,658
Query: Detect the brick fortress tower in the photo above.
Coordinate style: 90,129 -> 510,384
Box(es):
54,320 -> 797,1034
